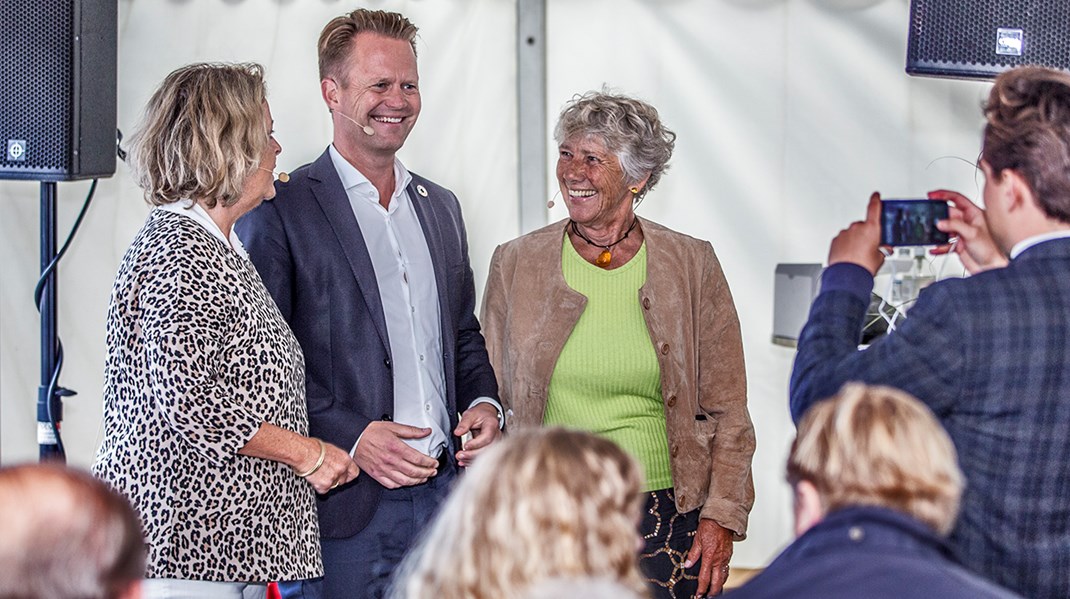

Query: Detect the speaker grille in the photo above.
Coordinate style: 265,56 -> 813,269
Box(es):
907,0 -> 1070,80
0,0 -> 74,175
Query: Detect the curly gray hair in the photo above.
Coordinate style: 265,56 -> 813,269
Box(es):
553,91 -> 676,199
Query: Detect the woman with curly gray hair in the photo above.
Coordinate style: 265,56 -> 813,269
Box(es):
481,91 -> 755,598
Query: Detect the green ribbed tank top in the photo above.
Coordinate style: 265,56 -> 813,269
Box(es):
544,236 -> 673,492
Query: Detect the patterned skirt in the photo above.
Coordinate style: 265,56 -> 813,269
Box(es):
639,488 -> 702,599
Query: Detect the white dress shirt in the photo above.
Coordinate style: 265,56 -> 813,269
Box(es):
1009,229 -> 1070,259
329,146 -> 452,457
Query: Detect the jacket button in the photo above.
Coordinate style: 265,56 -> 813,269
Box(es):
667,395 -> 677,407
642,297 -> 651,309
661,343 -> 670,355
849,526 -> 865,542
671,444 -> 679,458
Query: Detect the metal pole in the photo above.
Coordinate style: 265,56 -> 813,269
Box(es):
517,0 -> 548,234
38,181 -> 64,462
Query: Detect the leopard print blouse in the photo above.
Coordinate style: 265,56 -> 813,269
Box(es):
93,209 -> 322,582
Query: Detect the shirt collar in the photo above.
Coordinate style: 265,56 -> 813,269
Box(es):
157,199 -> 248,260
328,144 -> 413,211
1010,229 -> 1070,259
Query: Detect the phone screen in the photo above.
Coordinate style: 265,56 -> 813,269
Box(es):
880,199 -> 950,246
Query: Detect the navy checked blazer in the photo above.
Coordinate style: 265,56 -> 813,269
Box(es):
790,238 -> 1070,599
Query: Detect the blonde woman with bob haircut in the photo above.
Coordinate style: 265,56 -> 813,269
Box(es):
93,62 -> 359,599
392,428 -> 650,599
730,384 -> 1020,598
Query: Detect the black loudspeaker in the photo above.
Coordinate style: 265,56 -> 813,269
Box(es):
0,0 -> 118,181
906,0 -> 1070,81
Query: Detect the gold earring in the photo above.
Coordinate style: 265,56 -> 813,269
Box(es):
629,187 -> 640,194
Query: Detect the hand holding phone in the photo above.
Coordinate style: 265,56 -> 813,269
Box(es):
880,199 -> 950,246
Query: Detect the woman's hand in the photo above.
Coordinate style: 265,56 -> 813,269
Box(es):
296,439 -> 361,495
239,422 -> 360,494
684,518 -> 734,597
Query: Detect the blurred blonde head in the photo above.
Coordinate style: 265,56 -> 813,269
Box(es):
788,383 -> 964,535
128,62 -> 268,208
393,428 -> 649,599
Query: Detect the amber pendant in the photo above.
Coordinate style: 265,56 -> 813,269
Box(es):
595,249 -> 612,267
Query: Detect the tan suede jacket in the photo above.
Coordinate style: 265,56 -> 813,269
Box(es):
480,218 -> 755,539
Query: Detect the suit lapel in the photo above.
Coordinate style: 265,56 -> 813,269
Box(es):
307,150 -> 391,353
408,179 -> 454,338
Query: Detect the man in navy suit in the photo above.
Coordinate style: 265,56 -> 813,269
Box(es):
236,9 -> 501,599
789,66 -> 1070,598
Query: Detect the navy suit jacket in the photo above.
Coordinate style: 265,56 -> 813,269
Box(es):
727,507 -> 1020,599
790,239 -> 1070,598
235,148 -> 498,539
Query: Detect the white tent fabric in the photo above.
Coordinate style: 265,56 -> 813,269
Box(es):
0,0 -> 991,565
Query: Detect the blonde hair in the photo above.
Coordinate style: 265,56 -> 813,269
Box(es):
318,9 -> 418,84
128,62 -> 267,208
393,429 -> 649,599
788,383 -> 964,535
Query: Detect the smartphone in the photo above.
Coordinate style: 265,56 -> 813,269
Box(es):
880,199 -> 950,246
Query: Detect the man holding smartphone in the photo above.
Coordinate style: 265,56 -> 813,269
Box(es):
789,66 -> 1070,599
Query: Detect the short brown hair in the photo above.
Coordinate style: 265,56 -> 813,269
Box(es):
128,62 -> 267,208
318,9 -> 419,84
788,383 -> 964,535
983,66 -> 1070,223
0,464 -> 145,599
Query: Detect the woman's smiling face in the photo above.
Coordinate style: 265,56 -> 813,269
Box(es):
556,134 -> 635,228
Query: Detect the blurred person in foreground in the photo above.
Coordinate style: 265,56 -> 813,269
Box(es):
392,428 -> 649,599
0,464 -> 145,599
481,91 -> 754,598
729,384 -> 1019,598
789,66 -> 1070,598
93,62 -> 359,599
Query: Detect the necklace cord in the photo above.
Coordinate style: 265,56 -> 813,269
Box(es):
570,217 -> 639,250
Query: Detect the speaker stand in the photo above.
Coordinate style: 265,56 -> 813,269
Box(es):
38,182 -> 65,462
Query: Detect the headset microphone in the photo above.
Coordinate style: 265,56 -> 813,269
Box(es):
258,167 -> 290,182
334,109 -> 375,136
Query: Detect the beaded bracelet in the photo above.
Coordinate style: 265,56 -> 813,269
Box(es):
296,438 -> 326,478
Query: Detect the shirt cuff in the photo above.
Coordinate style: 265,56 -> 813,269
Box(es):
821,263 -> 874,304
350,432 -> 363,458
469,397 -> 505,430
